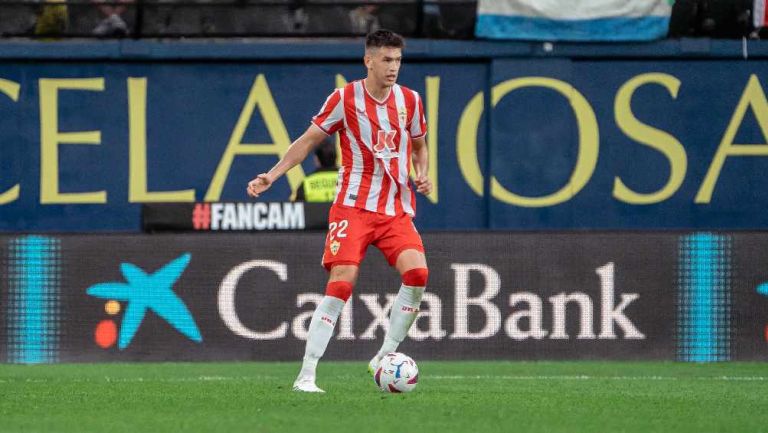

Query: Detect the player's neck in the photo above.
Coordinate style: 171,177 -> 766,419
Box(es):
363,77 -> 391,102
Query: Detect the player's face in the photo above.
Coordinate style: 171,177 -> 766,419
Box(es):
365,47 -> 402,88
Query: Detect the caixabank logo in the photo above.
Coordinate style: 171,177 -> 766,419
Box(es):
85,253 -> 203,350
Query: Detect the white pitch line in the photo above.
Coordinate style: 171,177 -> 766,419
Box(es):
100,376 -> 277,383
0,376 -> 275,384
429,375 -> 670,381
427,375 -> 768,381
1,375 -> 767,384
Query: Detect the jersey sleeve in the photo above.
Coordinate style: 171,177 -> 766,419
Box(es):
312,89 -> 344,135
409,91 -> 427,139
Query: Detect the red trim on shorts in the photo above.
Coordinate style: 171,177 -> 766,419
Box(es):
386,244 -> 424,266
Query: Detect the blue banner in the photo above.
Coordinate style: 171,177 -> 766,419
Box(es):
486,59 -> 768,229
0,62 -> 487,231
2,58 -> 768,230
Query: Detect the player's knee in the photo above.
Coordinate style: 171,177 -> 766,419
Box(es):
329,264 -> 359,284
402,267 -> 429,287
325,280 -> 354,302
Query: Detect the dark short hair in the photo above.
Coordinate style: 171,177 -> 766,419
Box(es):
365,29 -> 405,50
315,138 -> 337,168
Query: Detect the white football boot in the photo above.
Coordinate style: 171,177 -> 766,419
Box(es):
292,376 -> 325,393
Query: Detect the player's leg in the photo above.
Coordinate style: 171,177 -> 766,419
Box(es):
368,249 -> 428,373
294,264 -> 359,393
294,204 -> 371,392
368,213 -> 428,373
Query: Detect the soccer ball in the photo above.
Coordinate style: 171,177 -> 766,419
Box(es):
374,352 -> 419,393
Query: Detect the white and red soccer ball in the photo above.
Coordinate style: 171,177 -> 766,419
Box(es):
374,352 -> 419,393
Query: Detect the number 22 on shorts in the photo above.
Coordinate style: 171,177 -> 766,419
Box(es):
327,220 -> 348,256
328,220 -> 349,241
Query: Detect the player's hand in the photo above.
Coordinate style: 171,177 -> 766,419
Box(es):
247,173 -> 273,198
413,174 -> 432,196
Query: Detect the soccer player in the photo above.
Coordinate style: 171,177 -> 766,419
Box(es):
246,29 -> 431,393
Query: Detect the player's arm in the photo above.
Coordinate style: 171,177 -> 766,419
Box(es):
247,124 -> 328,198
411,135 -> 432,195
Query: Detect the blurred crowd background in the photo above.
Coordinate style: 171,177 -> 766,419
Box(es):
1,0 -> 476,38
0,0 -> 762,40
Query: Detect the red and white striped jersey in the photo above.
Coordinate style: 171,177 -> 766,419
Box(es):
756,0 -> 768,28
311,80 -> 427,217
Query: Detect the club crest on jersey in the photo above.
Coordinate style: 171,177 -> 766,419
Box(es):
373,130 -> 398,161
330,240 -> 341,256
398,107 -> 407,125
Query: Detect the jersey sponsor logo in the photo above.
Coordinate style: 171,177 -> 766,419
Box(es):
373,130 -> 397,153
373,130 -> 399,163
192,202 -> 306,231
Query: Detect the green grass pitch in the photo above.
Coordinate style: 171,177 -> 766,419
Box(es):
2,361 -> 768,433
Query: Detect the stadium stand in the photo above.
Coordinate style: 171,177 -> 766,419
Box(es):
668,0 -> 752,38
0,0 -> 477,38
5,0 -> 766,40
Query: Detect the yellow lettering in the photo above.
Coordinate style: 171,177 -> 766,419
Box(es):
424,76 -> 439,203
0,79 -> 21,205
613,73 -> 687,204
39,78 -> 106,204
456,91 -> 485,196
205,74 -> 304,201
457,78 -> 599,207
491,78 -> 598,207
127,77 -> 195,202
696,74 -> 768,203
